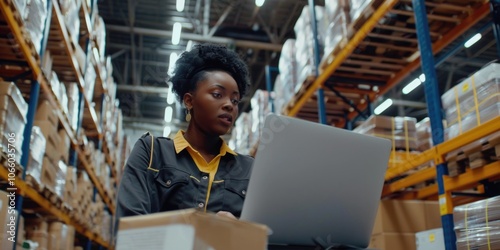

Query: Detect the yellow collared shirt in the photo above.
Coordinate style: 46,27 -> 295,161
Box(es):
173,130 -> 236,211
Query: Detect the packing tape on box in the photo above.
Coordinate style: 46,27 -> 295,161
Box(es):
465,204 -> 470,250
486,199 -> 491,250
472,76 -> 481,127
455,87 -> 463,134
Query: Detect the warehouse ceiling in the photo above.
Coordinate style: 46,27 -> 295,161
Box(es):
98,0 -> 498,132
98,0 -> 322,129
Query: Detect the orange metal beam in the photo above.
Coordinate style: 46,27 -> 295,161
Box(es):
396,184 -> 439,200
285,0 -> 399,117
437,116 -> 500,159
382,166 -> 436,196
443,161 -> 500,192
346,2 -> 490,122
385,149 -> 436,180
0,1 -> 41,78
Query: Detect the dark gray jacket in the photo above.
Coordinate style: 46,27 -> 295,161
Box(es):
115,133 -> 254,230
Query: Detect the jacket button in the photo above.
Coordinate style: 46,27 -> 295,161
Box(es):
242,190 -> 246,195
202,176 -> 208,180
166,180 -> 172,186
198,203 -> 204,208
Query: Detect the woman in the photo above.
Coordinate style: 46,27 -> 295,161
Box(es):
115,43 -> 254,226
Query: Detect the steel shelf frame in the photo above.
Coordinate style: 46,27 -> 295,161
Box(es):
50,0 -> 101,136
0,0 -> 114,248
285,1 -> 491,125
283,0 -> 500,249
0,166 -> 110,248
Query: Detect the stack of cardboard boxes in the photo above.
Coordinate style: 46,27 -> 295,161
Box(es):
354,115 -> 419,151
369,199 -> 442,250
33,101 -> 65,197
24,218 -> 75,250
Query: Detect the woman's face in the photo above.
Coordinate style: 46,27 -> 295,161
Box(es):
186,70 -> 240,136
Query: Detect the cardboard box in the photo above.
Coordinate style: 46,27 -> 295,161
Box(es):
117,209 -> 268,250
416,228 -> 445,250
369,232 -> 416,250
58,129 -> 71,163
35,100 -> 58,125
372,200 -> 441,234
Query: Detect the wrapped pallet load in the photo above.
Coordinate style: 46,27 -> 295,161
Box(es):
441,63 -> 500,140
354,115 -> 419,167
293,5 -> 328,91
0,82 -> 28,163
454,196 -> 500,250
323,0 -> 349,65
275,39 -> 298,114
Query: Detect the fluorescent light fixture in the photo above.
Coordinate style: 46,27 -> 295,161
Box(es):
168,52 -> 178,76
163,126 -> 172,137
167,87 -> 175,105
464,33 -> 481,48
255,0 -> 265,7
164,106 -> 173,123
186,40 -> 194,51
402,78 -> 422,95
172,22 -> 182,45
419,73 -> 425,82
176,0 -> 185,12
358,84 -> 371,90
374,99 -> 393,115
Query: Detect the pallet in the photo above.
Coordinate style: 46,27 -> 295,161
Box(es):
446,131 -> 500,177
25,174 -> 44,192
319,37 -> 349,72
41,185 -> 63,209
0,150 -> 23,178
345,0 -> 385,38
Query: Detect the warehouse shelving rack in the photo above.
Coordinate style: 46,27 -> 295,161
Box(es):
284,1 -> 500,250
0,0 -> 117,248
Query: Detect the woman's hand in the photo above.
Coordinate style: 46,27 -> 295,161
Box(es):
216,211 -> 237,220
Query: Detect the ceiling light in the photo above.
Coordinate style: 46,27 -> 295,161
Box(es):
168,52 -> 178,76
172,22 -> 182,45
255,0 -> 265,7
374,99 -> 393,115
163,126 -> 172,137
186,40 -> 194,51
402,78 -> 422,95
164,106 -> 173,123
167,87 -> 175,105
419,73 -> 425,82
464,33 -> 481,48
176,0 -> 185,12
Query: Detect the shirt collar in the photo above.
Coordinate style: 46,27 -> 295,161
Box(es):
173,130 -> 237,156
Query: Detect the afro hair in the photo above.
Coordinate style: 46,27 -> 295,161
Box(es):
169,43 -> 251,102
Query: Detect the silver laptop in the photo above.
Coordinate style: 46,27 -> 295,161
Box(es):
240,114 -> 391,248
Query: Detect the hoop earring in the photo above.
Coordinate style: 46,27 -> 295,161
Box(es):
186,109 -> 191,122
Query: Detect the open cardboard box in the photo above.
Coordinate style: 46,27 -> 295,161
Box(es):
116,209 -> 268,250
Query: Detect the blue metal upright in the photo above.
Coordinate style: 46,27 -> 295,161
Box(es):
412,0 -> 456,249
265,66 -> 279,113
491,0 -> 500,58
13,1 -> 52,248
308,0 -> 327,125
